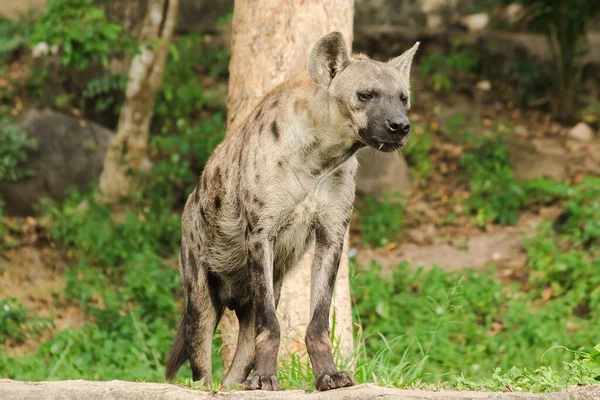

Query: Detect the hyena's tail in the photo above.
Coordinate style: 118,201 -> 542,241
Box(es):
165,313 -> 188,381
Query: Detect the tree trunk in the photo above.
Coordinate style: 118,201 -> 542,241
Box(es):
221,0 -> 355,373
97,0 -> 179,204
96,0 -> 149,39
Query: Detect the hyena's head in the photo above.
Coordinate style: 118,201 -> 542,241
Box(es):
308,32 -> 419,152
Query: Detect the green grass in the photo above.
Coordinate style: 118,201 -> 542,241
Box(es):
460,136 -> 526,226
356,193 -> 404,247
0,298 -> 52,345
2,193 -> 598,390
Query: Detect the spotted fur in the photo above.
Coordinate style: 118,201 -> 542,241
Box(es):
165,32 -> 419,391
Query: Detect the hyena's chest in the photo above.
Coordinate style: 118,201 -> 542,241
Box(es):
272,184 -> 331,271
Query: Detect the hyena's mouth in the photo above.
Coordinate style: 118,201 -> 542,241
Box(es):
358,126 -> 410,152
365,137 -> 409,153
375,142 -> 402,152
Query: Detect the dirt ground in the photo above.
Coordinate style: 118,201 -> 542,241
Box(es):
0,218 -> 85,356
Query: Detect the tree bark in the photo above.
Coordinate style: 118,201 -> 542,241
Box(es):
97,0 -> 179,204
96,0 -> 149,39
221,0 -> 355,372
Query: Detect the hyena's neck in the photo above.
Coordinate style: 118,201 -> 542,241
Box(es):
293,83 -> 363,175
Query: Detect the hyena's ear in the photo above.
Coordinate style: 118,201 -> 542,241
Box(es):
308,31 -> 350,88
388,42 -> 420,81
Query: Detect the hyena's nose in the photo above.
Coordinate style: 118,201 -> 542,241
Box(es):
385,117 -> 410,135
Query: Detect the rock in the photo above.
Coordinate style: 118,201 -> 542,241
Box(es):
355,148 -> 413,200
460,13 -> 490,32
504,4 -> 524,24
476,80 -> 491,91
0,109 -> 113,216
568,122 -> 594,142
474,80 -> 492,105
1,380 -> 600,400
506,140 -> 567,182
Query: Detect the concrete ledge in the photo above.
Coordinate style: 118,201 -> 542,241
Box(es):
1,380 -> 599,400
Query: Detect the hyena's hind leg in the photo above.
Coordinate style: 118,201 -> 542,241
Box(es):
223,274 -> 284,386
167,246 -> 223,384
222,303 -> 256,386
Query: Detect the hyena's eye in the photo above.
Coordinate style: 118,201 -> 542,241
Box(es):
400,95 -> 409,106
358,92 -> 374,102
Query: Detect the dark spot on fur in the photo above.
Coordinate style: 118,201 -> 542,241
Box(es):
202,174 -> 208,189
211,169 -> 223,193
186,283 -> 198,318
270,121 -> 280,140
188,249 -> 198,280
259,122 -> 264,133
214,195 -> 221,210
199,207 -> 207,223
255,173 -> 260,183
206,271 -> 223,311
253,197 -> 265,208
277,160 -> 283,168
310,165 -> 322,176
248,211 -> 259,225
271,99 -> 279,109
333,169 -> 344,178
179,248 -> 185,269
302,138 -> 321,159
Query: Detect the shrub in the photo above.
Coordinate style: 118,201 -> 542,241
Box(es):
504,0 -> 600,120
0,118 -> 37,182
420,41 -> 480,93
460,137 -> 525,227
31,0 -> 133,69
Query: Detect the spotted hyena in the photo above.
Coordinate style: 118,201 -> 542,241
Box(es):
166,31 -> 419,391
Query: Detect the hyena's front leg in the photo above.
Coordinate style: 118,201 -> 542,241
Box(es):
243,239 -> 281,391
306,225 -> 356,391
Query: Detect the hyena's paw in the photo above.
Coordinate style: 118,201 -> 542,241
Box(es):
243,374 -> 280,391
315,371 -> 355,391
